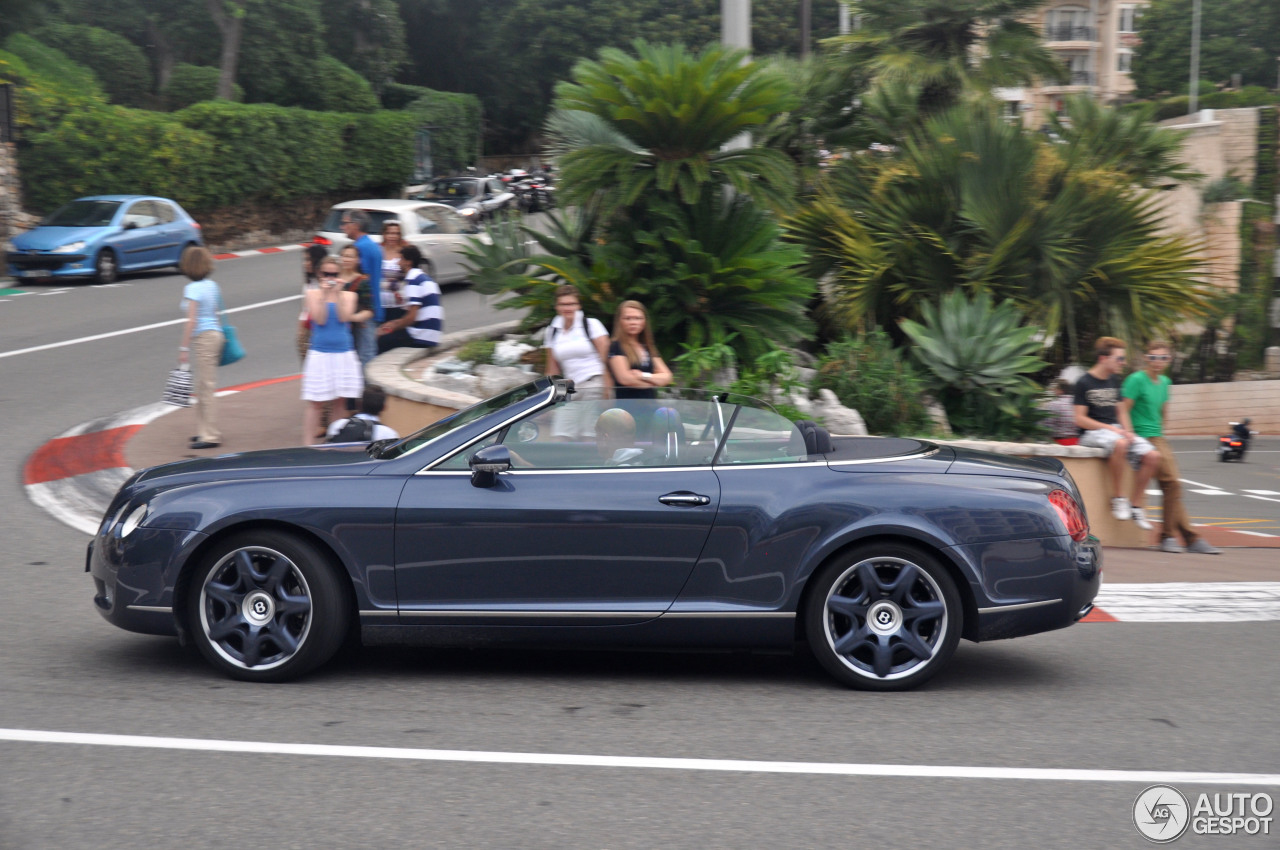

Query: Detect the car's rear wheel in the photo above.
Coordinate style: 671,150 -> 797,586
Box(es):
94,249 -> 118,284
187,530 -> 350,682
804,543 -> 961,691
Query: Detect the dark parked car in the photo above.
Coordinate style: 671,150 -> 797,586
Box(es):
414,176 -> 515,221
7,195 -> 203,283
88,380 -> 1101,689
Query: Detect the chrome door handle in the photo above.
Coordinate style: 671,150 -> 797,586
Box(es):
658,492 -> 711,507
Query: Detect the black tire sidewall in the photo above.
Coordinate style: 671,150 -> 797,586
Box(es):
804,542 -> 962,691
186,530 -> 350,682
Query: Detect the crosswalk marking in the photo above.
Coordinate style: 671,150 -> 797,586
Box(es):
1094,582 -> 1280,622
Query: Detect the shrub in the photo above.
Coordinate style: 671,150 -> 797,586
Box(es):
455,339 -> 497,365
381,83 -> 434,111
2,35 -> 105,135
161,64 -> 243,111
32,24 -> 151,108
301,56 -> 379,114
812,332 -> 933,436
403,89 -> 483,173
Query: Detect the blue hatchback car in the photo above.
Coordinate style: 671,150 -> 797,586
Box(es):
6,195 -> 203,284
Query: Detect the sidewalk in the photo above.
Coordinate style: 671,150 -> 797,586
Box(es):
25,372 -> 1280,585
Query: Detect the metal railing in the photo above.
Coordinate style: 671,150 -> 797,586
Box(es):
1043,24 -> 1097,42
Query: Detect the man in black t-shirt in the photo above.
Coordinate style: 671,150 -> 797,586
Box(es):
1073,336 -> 1158,526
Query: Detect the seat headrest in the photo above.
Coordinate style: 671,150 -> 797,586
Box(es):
794,420 -> 833,455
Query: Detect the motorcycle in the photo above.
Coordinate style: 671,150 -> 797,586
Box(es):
1217,418 -> 1257,462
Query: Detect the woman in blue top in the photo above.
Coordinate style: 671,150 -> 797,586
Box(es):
178,247 -> 225,450
302,255 -> 364,445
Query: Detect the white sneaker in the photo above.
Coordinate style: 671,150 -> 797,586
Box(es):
1111,497 -> 1131,521
1130,506 -> 1153,531
1187,539 -> 1222,555
1159,538 -> 1184,553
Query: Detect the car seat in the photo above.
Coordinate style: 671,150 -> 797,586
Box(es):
794,420 -> 833,456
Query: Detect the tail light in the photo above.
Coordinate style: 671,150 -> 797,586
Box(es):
313,236 -> 331,246
192,221 -> 202,229
1049,490 -> 1089,542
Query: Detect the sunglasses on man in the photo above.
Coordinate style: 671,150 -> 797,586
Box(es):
1146,354 -> 1171,362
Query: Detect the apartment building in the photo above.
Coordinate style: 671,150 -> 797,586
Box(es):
999,0 -> 1150,125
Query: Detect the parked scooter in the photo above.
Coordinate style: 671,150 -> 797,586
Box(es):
1217,418 -> 1257,462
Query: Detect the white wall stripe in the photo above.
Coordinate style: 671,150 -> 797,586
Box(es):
1,728 -> 1277,785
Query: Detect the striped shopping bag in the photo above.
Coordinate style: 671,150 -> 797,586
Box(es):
163,364 -> 194,407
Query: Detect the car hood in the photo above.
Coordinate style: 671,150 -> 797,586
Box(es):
12,226 -> 113,251
424,196 -> 473,208
134,445 -> 379,487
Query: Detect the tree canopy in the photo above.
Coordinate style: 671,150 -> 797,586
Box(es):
1132,0 -> 1280,97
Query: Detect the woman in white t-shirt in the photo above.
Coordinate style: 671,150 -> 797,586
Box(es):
543,284 -> 611,439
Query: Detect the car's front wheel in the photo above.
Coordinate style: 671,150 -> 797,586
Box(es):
804,543 -> 961,691
94,249 -> 118,284
186,530 -> 350,682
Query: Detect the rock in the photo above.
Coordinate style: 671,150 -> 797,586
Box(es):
923,395 -> 951,437
419,371 -> 479,397
473,364 -> 532,397
811,389 -> 867,435
493,340 -> 535,367
433,357 -> 473,374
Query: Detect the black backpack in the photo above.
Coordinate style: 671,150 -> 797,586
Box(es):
327,416 -> 375,443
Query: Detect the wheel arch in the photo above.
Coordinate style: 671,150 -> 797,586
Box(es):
793,533 -> 980,644
172,519 -> 359,645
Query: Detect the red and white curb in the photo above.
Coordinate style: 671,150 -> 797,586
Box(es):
23,375 -> 299,536
1087,583 -> 1280,622
210,243 -> 307,262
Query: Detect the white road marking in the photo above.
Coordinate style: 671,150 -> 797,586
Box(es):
1096,582 -> 1280,622
1230,530 -> 1280,538
1187,489 -> 1230,495
1179,477 -> 1223,489
1243,490 -> 1280,496
0,728 -> 1276,785
0,294 -> 301,360
1243,494 -> 1280,504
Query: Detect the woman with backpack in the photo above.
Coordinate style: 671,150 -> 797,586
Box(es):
542,284 -> 610,439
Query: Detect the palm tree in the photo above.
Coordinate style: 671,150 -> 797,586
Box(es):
1049,94 -> 1202,189
824,0 -> 1063,117
786,104 -> 1211,365
552,40 -> 799,213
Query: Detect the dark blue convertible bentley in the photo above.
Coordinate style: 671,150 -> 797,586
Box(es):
89,378 -> 1100,690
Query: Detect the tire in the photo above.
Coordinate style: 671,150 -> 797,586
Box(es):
804,542 -> 962,691
186,530 -> 351,682
94,249 -> 118,284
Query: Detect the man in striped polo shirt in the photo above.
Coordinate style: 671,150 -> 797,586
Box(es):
376,245 -> 442,353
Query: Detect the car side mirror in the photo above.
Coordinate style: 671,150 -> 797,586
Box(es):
122,221 -> 137,230
469,444 -> 511,487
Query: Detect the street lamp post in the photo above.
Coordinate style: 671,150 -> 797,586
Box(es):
722,0 -> 750,51
1189,0 -> 1202,116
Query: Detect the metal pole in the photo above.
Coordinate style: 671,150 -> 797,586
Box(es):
722,0 -> 751,52
1189,0 -> 1201,115
1089,0 -> 1098,95
839,2 -> 850,35
801,0 -> 811,58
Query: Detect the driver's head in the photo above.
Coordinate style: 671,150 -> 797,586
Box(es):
595,408 -> 636,458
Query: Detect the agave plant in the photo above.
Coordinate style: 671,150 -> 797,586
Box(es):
899,290 -> 1048,438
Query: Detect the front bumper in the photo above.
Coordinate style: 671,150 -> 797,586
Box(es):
6,251 -> 93,279
88,526 -> 208,637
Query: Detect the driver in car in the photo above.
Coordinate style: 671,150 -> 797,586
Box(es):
595,408 -> 644,467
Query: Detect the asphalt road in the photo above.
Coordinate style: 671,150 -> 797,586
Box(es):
2,254 -> 1277,848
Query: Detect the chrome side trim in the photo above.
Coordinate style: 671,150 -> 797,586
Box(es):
126,605 -> 173,614
507,466 -> 715,476
976,598 -> 1062,614
713,461 -> 821,471
396,610 -> 665,619
660,611 -> 796,619
358,610 -> 400,617
826,447 -> 941,467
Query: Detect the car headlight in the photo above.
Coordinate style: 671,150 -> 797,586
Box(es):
53,241 -> 87,253
118,503 -> 149,538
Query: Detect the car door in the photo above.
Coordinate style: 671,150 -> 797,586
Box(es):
111,200 -> 162,269
393,396 -> 725,624
411,206 -> 457,282
148,200 -> 187,266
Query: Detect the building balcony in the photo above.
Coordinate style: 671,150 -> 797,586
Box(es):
1043,24 -> 1098,45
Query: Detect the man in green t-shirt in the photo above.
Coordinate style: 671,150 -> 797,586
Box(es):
1121,340 -> 1220,555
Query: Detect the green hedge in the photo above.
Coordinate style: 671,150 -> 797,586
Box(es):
302,55 -> 379,114
1,35 -> 105,134
32,24 -> 151,108
161,64 -> 244,111
1134,87 -> 1280,123
20,100 -> 416,213
403,89 -> 483,172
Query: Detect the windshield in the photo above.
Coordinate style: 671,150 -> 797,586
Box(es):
428,179 -> 479,199
42,200 -> 121,228
319,209 -> 402,234
377,380 -> 550,460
